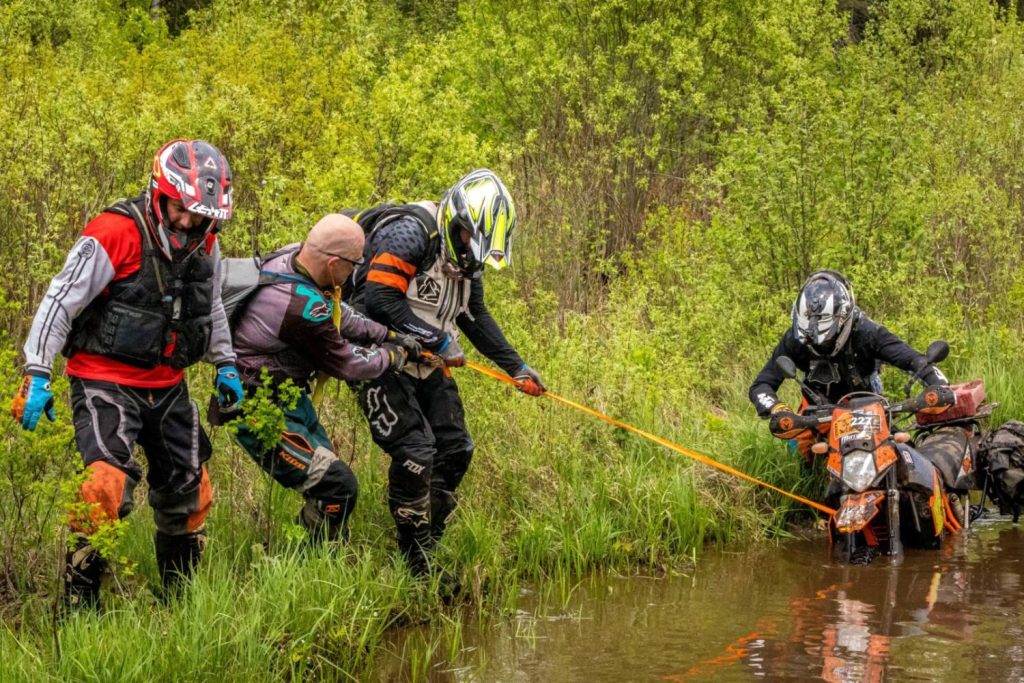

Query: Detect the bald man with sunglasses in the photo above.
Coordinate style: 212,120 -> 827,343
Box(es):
218,214 -> 423,544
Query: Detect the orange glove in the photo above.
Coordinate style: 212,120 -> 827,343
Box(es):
512,365 -> 546,397
769,402 -> 804,440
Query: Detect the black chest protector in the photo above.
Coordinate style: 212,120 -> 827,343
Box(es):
64,196 -> 216,370
805,344 -> 876,401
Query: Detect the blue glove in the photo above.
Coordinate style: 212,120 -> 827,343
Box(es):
215,364 -> 244,410
11,373 -> 55,431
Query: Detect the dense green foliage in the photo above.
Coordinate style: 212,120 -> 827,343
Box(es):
2,0 -> 1023,679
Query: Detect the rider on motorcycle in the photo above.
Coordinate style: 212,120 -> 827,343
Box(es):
749,270 -> 949,459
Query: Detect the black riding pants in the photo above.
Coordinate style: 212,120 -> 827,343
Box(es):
355,369 -> 473,540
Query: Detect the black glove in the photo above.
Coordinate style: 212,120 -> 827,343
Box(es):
512,365 -> 546,396
382,343 -> 408,373
920,364 -> 949,386
438,336 -> 466,368
387,330 -> 424,361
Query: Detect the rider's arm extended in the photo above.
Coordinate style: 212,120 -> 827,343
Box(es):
338,302 -> 389,347
748,330 -> 806,418
861,316 -> 948,385
362,219 -> 447,350
456,276 -> 525,376
278,287 -> 391,381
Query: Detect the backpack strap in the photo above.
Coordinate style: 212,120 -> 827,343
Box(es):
254,246 -> 319,289
354,202 -> 438,242
256,270 -> 313,287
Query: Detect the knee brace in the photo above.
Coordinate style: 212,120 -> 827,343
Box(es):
69,461 -> 138,534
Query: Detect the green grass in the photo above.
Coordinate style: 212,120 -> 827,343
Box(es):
1,328 -> 1019,681
0,367 -> 803,681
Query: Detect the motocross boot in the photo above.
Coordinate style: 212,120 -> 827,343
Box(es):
298,498 -> 350,546
155,530 -> 206,594
63,535 -> 106,612
390,492 -> 435,576
429,488 -> 458,545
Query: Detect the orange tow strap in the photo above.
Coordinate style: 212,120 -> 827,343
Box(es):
464,361 -> 837,517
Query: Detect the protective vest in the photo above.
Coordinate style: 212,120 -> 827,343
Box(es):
406,251 -> 472,339
352,202 -> 473,379
64,196 -> 216,370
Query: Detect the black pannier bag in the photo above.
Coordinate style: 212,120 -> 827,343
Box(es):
976,420 -> 1024,521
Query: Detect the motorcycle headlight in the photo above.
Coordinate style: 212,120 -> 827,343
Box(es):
842,450 -> 879,493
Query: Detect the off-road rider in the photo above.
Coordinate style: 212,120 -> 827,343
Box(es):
749,270 -> 949,459
10,139 -> 243,608
347,169 -> 544,580
217,214 -> 420,544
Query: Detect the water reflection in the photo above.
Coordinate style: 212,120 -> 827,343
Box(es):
377,518 -> 1024,681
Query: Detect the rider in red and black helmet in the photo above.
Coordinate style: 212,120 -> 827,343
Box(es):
12,138 -> 242,611
145,139 -> 233,260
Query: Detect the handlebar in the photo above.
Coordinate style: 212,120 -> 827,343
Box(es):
890,385 -> 956,415
769,409 -> 830,435
767,385 -> 955,436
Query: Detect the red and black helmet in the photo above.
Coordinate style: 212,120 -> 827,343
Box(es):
145,139 -> 233,259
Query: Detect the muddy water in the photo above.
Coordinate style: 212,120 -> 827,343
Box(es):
378,516 -> 1024,681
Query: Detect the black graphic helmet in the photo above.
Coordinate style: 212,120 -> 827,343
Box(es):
792,270 -> 858,356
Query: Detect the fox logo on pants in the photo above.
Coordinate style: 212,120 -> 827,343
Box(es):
366,386 -> 398,437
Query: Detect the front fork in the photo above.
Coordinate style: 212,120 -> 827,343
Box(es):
887,468 -> 903,557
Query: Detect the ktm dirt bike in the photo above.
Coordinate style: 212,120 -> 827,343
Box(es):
771,342 -> 960,564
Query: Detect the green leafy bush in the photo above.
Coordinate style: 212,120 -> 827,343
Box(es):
2,0 -> 1024,678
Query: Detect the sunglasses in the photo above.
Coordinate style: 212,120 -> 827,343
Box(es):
322,251 -> 366,267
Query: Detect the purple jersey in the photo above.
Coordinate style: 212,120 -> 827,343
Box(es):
232,245 -> 391,387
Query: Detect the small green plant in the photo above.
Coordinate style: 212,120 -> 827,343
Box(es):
228,367 -> 301,453
226,368 -> 302,550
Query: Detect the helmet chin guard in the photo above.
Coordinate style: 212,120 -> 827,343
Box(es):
438,169 -> 517,276
146,139 -> 233,260
792,270 -> 857,357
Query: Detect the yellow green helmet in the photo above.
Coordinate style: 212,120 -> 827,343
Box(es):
438,169 -> 517,275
